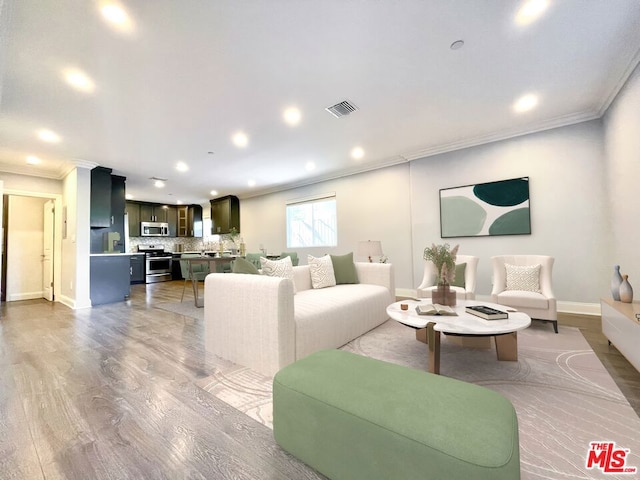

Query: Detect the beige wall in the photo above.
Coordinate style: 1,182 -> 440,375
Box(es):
604,62 -> 640,290
60,167 -> 92,309
410,120 -> 608,306
0,173 -> 63,195
240,164 -> 414,289
242,120 -> 609,310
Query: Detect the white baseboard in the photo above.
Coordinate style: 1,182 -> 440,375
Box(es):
395,289 -> 601,316
7,291 -> 44,301
57,294 -> 92,310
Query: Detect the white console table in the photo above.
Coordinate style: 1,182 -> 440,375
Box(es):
601,298 -> 640,372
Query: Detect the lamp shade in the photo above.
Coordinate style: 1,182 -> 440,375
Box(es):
357,240 -> 383,261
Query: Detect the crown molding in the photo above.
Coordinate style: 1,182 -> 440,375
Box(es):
596,46 -> 640,117
239,155 -> 409,199
402,110 -> 601,162
58,159 -> 98,178
0,163 -> 62,180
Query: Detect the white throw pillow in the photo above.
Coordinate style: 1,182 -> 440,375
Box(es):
308,254 -> 336,289
260,256 -> 296,293
505,263 -> 541,292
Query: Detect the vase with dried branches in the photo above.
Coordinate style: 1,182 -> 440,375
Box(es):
423,243 -> 459,306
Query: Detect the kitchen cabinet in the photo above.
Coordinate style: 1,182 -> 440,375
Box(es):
140,204 -> 166,222
126,201 -> 141,237
130,254 -> 145,284
128,201 -> 178,236
90,255 -> 131,305
90,168 -> 127,254
90,167 -> 112,228
178,204 -> 203,237
210,195 -> 240,235
110,175 -> 126,252
166,206 -> 178,236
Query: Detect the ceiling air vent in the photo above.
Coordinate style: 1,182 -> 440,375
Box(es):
325,100 -> 358,118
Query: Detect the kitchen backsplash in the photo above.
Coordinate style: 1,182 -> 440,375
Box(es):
128,237 -> 204,253
128,235 -> 237,253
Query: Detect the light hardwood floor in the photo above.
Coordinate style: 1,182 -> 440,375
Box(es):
1,282 -> 639,479
0,281 -> 324,480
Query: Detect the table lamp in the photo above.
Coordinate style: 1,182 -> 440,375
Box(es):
357,240 -> 383,262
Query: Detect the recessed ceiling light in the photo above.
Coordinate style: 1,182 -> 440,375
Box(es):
232,131 -> 249,148
176,200 -> 183,205
248,179 -> 256,187
513,93 -> 539,113
283,107 -> 302,126
37,129 -> 61,143
26,155 -> 41,165
63,68 -> 95,93
210,190 -> 218,196
99,2 -> 134,33
154,180 -> 165,188
125,193 -> 133,200
350,146 -> 365,160
450,40 -> 464,50
176,161 -> 189,172
305,161 -> 316,172
515,0 -> 549,26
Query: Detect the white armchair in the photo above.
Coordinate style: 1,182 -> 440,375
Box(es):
417,255 -> 479,300
491,255 -> 558,333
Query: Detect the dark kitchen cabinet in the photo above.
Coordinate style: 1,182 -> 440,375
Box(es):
178,204 -> 203,237
128,201 -> 178,237
90,255 -> 131,305
90,168 -> 127,254
110,175 -> 126,252
190,205 -> 203,237
130,254 -> 145,284
90,167 -> 112,228
210,195 -> 240,235
126,201 -> 141,237
166,206 -> 178,236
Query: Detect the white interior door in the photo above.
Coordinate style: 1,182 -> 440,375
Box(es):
0,180 -> 3,299
43,199 -> 54,301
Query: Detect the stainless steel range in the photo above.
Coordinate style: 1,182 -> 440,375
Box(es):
137,245 -> 173,283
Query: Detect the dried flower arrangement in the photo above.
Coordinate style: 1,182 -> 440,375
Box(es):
423,243 -> 459,285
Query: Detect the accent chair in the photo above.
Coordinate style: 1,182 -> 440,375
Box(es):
417,255 -> 479,300
490,255 -> 558,333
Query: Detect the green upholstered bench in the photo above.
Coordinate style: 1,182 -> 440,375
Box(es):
273,349 -> 520,480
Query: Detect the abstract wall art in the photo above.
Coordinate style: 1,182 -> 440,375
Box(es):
439,177 -> 531,238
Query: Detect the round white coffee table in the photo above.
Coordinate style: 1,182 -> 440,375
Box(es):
386,299 -> 531,375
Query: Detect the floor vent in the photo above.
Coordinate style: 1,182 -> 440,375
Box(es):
325,100 -> 358,118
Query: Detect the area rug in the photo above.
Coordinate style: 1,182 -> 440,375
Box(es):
197,320 -> 640,479
155,301 -> 204,321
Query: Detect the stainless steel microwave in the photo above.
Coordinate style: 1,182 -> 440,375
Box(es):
141,222 -> 170,237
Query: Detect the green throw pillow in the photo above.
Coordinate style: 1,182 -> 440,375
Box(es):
451,263 -> 466,288
232,257 -> 261,275
330,252 -> 359,284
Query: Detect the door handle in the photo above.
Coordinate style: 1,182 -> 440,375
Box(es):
130,267 -> 133,275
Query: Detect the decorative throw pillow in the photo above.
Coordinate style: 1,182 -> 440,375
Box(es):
232,257 -> 260,275
308,254 -> 336,289
505,263 -> 541,292
330,252 -> 359,284
260,256 -> 296,293
450,263 -> 466,288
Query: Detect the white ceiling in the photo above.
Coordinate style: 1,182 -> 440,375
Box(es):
1,1 -> 640,204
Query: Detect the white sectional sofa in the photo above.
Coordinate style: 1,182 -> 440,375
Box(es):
204,262 -> 395,377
